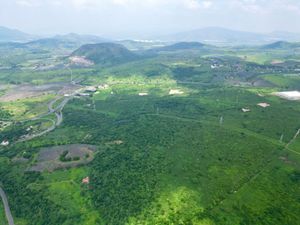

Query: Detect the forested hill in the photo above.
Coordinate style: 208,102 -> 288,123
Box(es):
71,43 -> 139,65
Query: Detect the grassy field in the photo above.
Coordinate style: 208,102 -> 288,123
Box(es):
0,94 -> 54,121
41,168 -> 103,225
261,74 -> 300,89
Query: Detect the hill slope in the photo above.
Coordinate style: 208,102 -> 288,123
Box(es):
53,33 -> 109,45
262,41 -> 300,50
25,38 -> 78,49
71,43 -> 138,65
0,26 -> 36,42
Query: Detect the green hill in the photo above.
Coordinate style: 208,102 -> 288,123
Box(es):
0,26 -> 36,42
54,33 -> 109,44
71,43 -> 139,65
26,38 -> 79,49
262,41 -> 300,50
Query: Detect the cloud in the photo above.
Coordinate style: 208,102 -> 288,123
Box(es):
12,0 -> 300,18
15,0 -> 62,7
228,0 -> 300,15
14,0 -> 300,13
10,0 -> 300,35
66,0 -> 213,10
51,0 -> 63,6
15,0 -> 39,7
203,1 -> 213,9
70,0 -> 97,9
112,0 -> 130,6
184,0 -> 201,9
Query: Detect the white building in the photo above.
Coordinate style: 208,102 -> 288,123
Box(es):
98,84 -> 109,90
257,103 -> 270,108
1,140 -> 9,146
169,89 -> 184,95
242,108 -> 251,112
275,91 -> 300,101
85,86 -> 97,92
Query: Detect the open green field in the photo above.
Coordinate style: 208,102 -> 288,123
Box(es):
260,74 -> 300,89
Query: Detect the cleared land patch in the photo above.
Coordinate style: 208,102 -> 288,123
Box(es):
0,121 -> 11,131
0,83 -> 80,102
29,144 -> 97,172
274,91 -> 300,101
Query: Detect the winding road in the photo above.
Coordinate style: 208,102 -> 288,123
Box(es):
0,186 -> 14,225
0,81 -> 83,224
1,96 -> 74,224
17,96 -> 72,143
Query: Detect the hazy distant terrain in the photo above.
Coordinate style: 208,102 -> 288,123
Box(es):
158,27 -> 300,45
0,26 -> 300,225
0,26 -> 36,42
1,26 -> 300,46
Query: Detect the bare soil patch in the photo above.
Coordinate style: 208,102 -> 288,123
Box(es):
29,144 -> 97,172
274,91 -> 300,101
0,82 -> 80,102
169,89 -> 184,95
69,56 -> 94,67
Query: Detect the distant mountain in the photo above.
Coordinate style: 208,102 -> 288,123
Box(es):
0,33 -> 110,52
267,31 -> 300,42
0,38 -> 79,55
54,33 -> 109,45
159,27 -> 300,46
151,42 -> 207,52
71,43 -> 138,65
0,27 -> 109,50
25,38 -> 79,49
0,26 -> 36,42
262,41 -> 300,50
24,34 -> 109,50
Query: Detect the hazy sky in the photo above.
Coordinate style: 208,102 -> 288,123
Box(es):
1,0 -> 300,38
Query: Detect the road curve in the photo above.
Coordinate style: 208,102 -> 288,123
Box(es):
0,187 -> 14,225
17,96 -> 72,143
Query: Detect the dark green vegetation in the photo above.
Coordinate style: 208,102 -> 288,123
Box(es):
0,203 -> 7,225
59,150 -> 79,162
0,39 -> 300,225
71,43 -> 139,65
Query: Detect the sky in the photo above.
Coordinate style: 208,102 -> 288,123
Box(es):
1,0 -> 300,38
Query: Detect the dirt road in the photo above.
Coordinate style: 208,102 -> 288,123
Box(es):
285,129 -> 300,155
